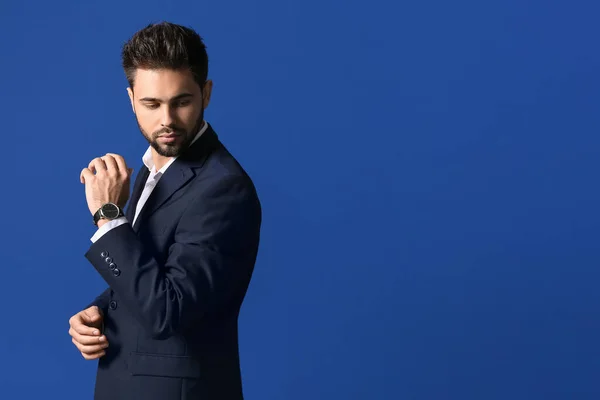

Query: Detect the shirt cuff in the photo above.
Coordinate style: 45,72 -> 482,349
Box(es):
90,217 -> 129,243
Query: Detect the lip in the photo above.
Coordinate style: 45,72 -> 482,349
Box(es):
159,134 -> 180,143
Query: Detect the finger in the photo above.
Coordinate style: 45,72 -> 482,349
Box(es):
71,319 -> 102,336
70,327 -> 107,345
82,349 -> 106,360
72,337 -> 109,354
80,168 -> 94,184
80,342 -> 109,354
89,158 -> 107,174
105,153 -> 128,174
101,155 -> 119,174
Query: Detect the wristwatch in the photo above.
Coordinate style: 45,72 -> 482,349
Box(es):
93,203 -> 124,226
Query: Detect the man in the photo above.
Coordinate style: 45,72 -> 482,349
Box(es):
68,22 -> 262,400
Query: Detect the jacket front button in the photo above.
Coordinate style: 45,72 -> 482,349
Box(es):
109,301 -> 117,310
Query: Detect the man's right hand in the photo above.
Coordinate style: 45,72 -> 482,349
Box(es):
69,305 -> 109,360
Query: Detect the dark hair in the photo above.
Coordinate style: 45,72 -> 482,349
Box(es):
121,21 -> 208,89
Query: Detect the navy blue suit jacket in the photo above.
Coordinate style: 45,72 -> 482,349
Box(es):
84,124 -> 261,400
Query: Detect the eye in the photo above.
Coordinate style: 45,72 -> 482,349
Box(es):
175,99 -> 191,107
144,103 -> 160,110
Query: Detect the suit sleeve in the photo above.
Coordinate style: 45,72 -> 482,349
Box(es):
85,288 -> 110,311
84,174 -> 261,339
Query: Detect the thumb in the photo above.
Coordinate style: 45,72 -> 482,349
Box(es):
83,306 -> 101,322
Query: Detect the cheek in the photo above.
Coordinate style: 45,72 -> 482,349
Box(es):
177,107 -> 202,130
136,111 -> 161,134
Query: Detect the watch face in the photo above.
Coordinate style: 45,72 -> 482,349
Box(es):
101,203 -> 120,219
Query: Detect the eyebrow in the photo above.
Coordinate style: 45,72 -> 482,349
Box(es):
139,93 -> 194,102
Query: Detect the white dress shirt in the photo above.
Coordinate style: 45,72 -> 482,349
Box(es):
90,121 -> 209,243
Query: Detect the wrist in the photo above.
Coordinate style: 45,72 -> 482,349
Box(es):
93,203 -> 124,227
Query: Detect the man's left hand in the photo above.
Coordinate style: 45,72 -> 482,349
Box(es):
80,153 -> 133,216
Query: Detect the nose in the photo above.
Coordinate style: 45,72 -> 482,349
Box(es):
160,104 -> 176,128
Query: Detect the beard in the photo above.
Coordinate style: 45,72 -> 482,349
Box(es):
137,108 -> 205,158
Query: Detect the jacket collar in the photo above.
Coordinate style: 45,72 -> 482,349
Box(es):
126,123 -> 220,232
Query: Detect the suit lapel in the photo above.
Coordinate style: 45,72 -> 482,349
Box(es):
131,124 -> 219,232
132,165 -> 195,232
126,166 -> 149,222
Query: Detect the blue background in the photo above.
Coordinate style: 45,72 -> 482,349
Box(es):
1,0 -> 599,398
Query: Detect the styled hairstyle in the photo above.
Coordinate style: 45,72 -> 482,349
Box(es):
121,21 -> 209,89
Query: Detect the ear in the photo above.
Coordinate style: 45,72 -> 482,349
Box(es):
202,80 -> 213,109
126,87 -> 135,113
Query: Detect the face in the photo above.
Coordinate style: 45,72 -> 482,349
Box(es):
127,68 -> 212,158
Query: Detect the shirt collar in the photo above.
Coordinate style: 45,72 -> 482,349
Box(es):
142,121 -> 208,175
